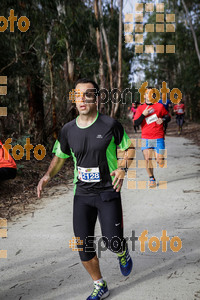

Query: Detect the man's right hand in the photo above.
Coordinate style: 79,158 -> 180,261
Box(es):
36,156 -> 66,198
37,174 -> 51,198
142,105 -> 152,116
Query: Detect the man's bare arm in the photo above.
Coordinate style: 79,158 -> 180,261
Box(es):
37,155 -> 66,198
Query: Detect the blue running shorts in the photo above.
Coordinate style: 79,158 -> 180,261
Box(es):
141,138 -> 165,155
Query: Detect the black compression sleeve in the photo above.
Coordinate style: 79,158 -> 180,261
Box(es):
134,114 -> 145,126
162,115 -> 171,123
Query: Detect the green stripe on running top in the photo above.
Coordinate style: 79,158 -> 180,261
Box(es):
70,149 -> 78,195
52,113 -> 131,195
52,140 -> 70,159
119,129 -> 132,150
106,136 -> 118,181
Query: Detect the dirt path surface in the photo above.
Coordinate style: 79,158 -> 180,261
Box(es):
0,134 -> 200,300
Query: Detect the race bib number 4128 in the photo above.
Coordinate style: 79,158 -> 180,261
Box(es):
78,166 -> 100,182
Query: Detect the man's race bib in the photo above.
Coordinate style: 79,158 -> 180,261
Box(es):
145,113 -> 158,125
178,108 -> 183,114
78,166 -> 100,182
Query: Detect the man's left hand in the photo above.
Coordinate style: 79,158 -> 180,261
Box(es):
156,118 -> 163,125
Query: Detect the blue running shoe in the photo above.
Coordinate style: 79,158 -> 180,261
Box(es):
149,177 -> 156,188
118,247 -> 133,276
86,280 -> 109,300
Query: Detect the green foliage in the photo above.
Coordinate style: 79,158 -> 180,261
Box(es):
0,0 -> 134,141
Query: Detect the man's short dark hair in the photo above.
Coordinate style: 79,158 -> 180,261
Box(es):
146,86 -> 157,99
75,78 -> 99,96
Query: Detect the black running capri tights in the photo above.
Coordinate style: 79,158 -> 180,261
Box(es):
176,115 -> 184,127
73,193 -> 126,261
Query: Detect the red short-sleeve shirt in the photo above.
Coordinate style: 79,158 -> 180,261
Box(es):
174,103 -> 185,115
134,103 -> 170,139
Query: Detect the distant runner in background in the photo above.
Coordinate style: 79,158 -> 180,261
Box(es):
129,102 -> 139,133
134,87 -> 171,188
174,101 -> 185,135
0,140 -> 17,181
158,97 -> 172,134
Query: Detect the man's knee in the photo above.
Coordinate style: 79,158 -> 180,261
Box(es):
79,250 -> 96,262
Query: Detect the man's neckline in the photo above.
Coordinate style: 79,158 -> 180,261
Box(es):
76,111 -> 99,129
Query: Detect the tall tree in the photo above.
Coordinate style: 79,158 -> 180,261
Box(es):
111,0 -> 123,117
94,0 -> 105,90
181,0 -> 200,65
99,0 -> 113,113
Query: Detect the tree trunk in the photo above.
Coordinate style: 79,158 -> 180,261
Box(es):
111,0 -> 113,18
47,53 -> 57,140
99,0 -> 113,114
181,0 -> 200,66
112,0 -> 123,118
94,0 -> 105,91
63,60 -> 69,91
65,39 -> 74,83
27,75 -> 44,143
0,96 -> 6,134
14,43 -> 24,135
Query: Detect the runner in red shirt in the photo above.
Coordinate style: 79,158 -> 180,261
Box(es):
134,87 -> 171,188
174,101 -> 185,135
0,140 -> 17,181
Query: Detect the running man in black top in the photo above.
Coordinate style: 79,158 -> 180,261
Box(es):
37,78 -> 135,300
